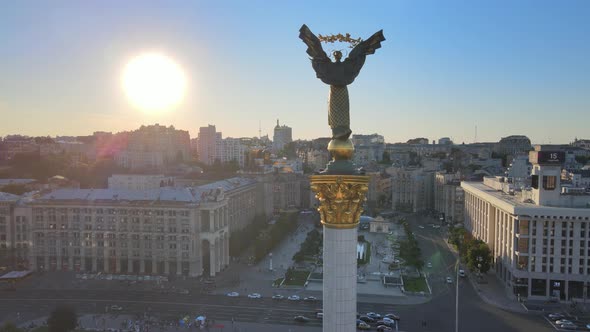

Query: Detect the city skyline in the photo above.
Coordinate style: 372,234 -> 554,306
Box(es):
1,1 -> 589,144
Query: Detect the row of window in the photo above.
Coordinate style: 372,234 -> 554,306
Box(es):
33,207 -> 190,217
37,248 -> 191,259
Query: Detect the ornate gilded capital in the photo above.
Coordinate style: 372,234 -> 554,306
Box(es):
310,175 -> 369,229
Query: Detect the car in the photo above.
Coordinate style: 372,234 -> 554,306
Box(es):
357,321 -> 371,330
418,225 -> 425,229
377,326 -> 393,332
458,269 -> 466,277
358,316 -> 375,323
559,322 -> 577,330
446,277 -> 453,284
271,294 -> 284,300
586,323 -> 590,329
548,313 -> 565,320
287,295 -> 300,301
293,316 -> 310,323
226,292 -> 239,297
366,312 -> 381,319
304,296 -> 317,302
110,305 -> 123,311
247,293 -> 262,299
316,312 -> 323,319
426,262 -> 432,268
376,320 -> 394,327
384,313 -> 401,321
555,319 -> 573,325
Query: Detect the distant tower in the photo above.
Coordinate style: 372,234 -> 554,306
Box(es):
474,125 -> 478,143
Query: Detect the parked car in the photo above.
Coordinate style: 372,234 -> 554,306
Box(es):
384,313 -> 401,321
316,312 -> 323,319
304,296 -> 317,302
558,322 -> 577,330
226,292 -> 239,297
377,325 -> 393,332
446,277 -> 453,284
426,262 -> 432,268
376,320 -> 394,327
358,316 -> 375,324
293,316 -> 310,323
458,269 -> 466,278
418,225 -> 425,229
271,294 -> 284,300
548,313 -> 564,320
366,312 -> 381,319
357,321 -> 371,330
288,295 -> 300,301
247,293 -> 262,299
110,305 -> 123,311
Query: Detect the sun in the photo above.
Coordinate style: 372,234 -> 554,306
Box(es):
122,53 -> 187,112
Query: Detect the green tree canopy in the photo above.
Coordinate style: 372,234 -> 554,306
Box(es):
48,306 -> 77,332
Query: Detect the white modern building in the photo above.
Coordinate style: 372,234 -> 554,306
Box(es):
462,148 -> 590,302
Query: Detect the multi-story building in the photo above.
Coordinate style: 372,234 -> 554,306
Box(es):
272,120 -> 292,153
196,125 -> 222,166
108,174 -> 175,190
388,166 -> 434,213
27,187 -> 229,277
572,139 -> 590,150
434,172 -> 464,224
0,135 -> 39,161
462,148 -> 590,302
0,193 -> 34,270
193,177 -> 257,232
115,124 -> 191,170
495,135 -> 532,156
221,138 -> 248,168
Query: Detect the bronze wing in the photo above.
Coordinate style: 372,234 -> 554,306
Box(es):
343,30 -> 386,83
299,24 -> 335,84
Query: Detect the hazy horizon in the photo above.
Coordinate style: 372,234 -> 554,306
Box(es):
1,1 -> 589,144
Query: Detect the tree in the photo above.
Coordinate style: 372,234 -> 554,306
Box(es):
48,306 -> 77,332
466,240 -> 492,274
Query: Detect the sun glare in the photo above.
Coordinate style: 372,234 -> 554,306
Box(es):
122,53 -> 186,112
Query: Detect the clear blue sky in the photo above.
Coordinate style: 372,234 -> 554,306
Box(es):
0,0 -> 588,144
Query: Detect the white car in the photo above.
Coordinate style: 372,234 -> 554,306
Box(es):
248,293 -> 262,299
427,262 -> 432,268
110,305 -> 123,311
226,292 -> 239,297
555,319 -> 572,325
446,277 -> 453,284
288,295 -> 300,301
272,294 -> 284,300
418,225 -> 425,229
458,269 -> 466,277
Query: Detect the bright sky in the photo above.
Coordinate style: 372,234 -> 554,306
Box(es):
0,0 -> 588,144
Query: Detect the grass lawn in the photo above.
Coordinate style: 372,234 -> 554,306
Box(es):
283,270 -> 310,286
402,276 -> 429,292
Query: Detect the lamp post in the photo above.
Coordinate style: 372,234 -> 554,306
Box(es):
269,252 -> 273,272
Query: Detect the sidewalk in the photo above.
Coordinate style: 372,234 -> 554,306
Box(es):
444,239 -> 527,313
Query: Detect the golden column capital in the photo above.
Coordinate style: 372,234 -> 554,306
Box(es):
310,175 -> 369,229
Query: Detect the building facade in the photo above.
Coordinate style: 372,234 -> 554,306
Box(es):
389,166 -> 434,213
108,174 -> 175,190
462,148 -> 590,302
434,172 -> 464,224
3,188 -> 230,277
272,120 -> 292,153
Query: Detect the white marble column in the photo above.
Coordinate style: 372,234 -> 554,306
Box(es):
323,227 -> 357,332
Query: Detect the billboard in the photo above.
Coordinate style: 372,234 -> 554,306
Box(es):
529,151 -> 565,165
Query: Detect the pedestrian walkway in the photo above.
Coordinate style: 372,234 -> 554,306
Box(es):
444,239 -> 527,313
